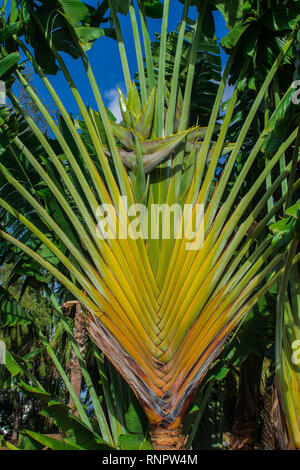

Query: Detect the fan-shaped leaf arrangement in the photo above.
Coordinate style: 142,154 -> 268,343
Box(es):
0,0 -> 299,449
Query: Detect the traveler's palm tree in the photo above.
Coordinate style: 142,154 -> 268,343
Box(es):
0,0 -> 299,449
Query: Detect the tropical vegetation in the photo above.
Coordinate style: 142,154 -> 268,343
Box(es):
0,0 -> 299,450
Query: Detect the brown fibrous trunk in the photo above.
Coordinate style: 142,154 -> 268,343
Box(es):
11,408 -> 19,443
150,425 -> 186,450
67,303 -> 86,415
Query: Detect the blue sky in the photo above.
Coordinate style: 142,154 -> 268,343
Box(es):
28,2 -> 228,121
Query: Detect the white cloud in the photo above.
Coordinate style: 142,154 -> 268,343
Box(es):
104,87 -> 123,123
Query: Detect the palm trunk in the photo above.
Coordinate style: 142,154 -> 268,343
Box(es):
68,362 -> 82,414
11,391 -> 20,443
11,407 -> 19,443
261,388 -> 278,450
68,303 -> 86,414
150,424 -> 186,450
229,354 -> 263,450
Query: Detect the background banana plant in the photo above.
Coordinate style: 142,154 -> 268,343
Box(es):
0,0 -> 300,449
